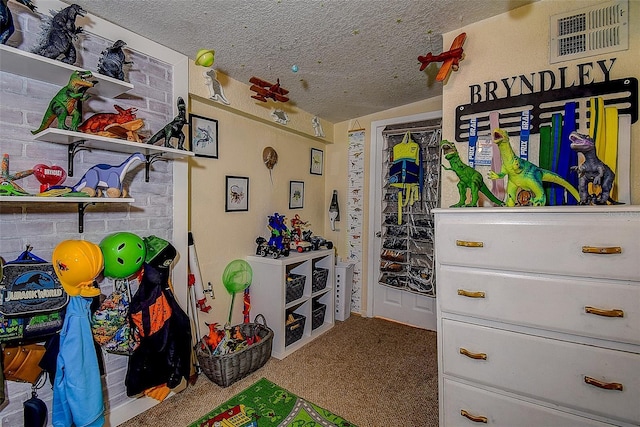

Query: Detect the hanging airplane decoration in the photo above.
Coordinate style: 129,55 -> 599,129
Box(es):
249,77 -> 290,103
418,32 -> 467,82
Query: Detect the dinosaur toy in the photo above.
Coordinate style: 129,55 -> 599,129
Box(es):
0,153 -> 33,194
97,39 -> 132,81
65,152 -> 145,198
568,131 -> 621,205
440,140 -> 503,207
146,97 -> 187,150
31,70 -> 96,134
0,0 -> 36,44
79,105 -> 138,133
31,3 -> 86,64
489,128 -> 579,207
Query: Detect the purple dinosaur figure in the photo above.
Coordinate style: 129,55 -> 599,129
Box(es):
72,153 -> 145,198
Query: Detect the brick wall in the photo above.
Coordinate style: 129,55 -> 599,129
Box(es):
0,3 -> 176,424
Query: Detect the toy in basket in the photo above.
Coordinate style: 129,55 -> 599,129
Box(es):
196,315 -> 273,387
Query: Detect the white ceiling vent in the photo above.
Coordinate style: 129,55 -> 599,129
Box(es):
550,0 -> 628,64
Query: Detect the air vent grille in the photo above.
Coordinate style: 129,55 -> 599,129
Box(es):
550,0 -> 628,63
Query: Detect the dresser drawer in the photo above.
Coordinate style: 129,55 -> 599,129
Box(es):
442,378 -> 615,426
439,265 -> 640,345
441,319 -> 640,424
434,210 -> 640,281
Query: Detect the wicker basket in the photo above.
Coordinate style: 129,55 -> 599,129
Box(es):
311,302 -> 326,330
196,314 -> 273,387
285,312 -> 306,346
312,268 -> 329,293
286,274 -> 305,303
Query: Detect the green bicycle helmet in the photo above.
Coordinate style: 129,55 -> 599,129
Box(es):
100,232 -> 146,278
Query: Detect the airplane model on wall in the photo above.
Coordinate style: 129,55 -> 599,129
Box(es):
249,77 -> 290,103
418,32 -> 467,82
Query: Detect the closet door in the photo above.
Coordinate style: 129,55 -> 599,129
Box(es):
368,112 -> 441,330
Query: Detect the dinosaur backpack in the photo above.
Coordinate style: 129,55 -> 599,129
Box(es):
388,131 -> 423,224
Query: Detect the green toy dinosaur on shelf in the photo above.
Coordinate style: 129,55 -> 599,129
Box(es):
440,140 -> 503,207
489,128 -> 579,207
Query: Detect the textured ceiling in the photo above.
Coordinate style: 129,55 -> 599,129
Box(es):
69,0 -> 535,123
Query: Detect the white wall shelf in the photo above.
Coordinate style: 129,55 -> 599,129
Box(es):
0,196 -> 134,233
33,128 -> 193,180
0,44 -> 133,98
248,249 -> 335,360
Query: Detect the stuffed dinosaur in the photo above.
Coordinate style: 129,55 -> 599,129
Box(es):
489,128 -> 579,207
32,70 -> 96,134
568,131 -> 621,205
440,140 -> 503,207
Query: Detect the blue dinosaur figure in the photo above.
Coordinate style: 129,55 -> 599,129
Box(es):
71,153 -> 145,198
97,39 -> 132,81
0,0 -> 36,44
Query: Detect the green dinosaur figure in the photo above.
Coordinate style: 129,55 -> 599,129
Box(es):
489,128 -> 580,207
31,70 -> 96,134
441,140 -> 504,207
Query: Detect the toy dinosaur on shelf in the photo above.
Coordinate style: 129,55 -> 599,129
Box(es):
146,97 -> 187,150
31,3 -> 86,64
0,0 -> 36,44
440,140 -> 503,207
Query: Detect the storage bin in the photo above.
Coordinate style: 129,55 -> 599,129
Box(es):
196,314 -> 273,387
311,268 -> 329,293
285,312 -> 305,346
285,273 -> 305,303
311,302 -> 326,330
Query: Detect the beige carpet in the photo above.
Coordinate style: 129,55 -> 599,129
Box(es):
119,315 -> 439,427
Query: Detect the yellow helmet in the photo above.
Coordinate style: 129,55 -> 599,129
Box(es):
52,240 -> 103,297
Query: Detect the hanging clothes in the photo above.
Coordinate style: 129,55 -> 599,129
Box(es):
389,132 -> 423,224
52,297 -> 105,427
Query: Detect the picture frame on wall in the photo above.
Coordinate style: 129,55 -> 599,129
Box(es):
190,113 -> 218,158
289,181 -> 304,209
310,148 -> 323,175
225,176 -> 249,212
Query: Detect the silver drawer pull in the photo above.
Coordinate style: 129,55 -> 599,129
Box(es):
458,289 -> 485,298
460,347 -> 487,360
584,376 -> 623,391
460,409 -> 488,423
585,306 -> 624,318
456,240 -> 484,248
582,246 -> 622,255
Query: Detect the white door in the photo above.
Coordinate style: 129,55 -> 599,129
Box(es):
367,112 -> 442,330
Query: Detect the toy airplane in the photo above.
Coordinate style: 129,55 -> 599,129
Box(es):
418,32 -> 467,82
249,77 -> 289,103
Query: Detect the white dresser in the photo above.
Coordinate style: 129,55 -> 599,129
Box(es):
433,206 -> 640,427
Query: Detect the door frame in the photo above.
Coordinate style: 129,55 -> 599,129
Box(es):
366,111 -> 443,321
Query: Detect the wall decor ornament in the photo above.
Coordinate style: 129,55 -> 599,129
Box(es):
310,148 -> 323,175
203,69 -> 230,105
289,181 -> 304,209
190,114 -> 219,158
271,109 -> 289,125
226,176 -> 249,212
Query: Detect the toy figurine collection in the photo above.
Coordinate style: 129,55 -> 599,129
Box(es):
255,213 -> 333,259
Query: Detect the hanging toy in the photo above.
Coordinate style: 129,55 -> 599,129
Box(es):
195,48 -> 215,67
262,146 -> 278,185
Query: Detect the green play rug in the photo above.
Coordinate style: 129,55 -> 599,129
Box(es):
188,377 -> 355,427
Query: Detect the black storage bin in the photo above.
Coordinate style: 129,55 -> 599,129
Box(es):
312,268 -> 329,293
285,273 -> 305,303
311,302 -> 326,330
285,312 -> 306,346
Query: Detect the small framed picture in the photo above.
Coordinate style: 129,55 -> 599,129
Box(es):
310,148 -> 323,175
225,176 -> 249,212
289,181 -> 304,209
190,113 -> 218,158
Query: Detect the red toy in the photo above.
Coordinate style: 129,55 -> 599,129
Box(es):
78,105 -> 144,142
418,32 -> 466,81
249,77 -> 289,103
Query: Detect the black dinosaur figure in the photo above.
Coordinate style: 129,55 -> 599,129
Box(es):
97,39 -> 132,81
569,131 -> 622,205
0,0 -> 36,44
31,3 -> 85,64
146,97 -> 187,150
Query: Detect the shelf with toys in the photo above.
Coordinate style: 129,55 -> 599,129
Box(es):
247,249 -> 335,360
0,44 -> 133,98
33,128 -> 194,181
